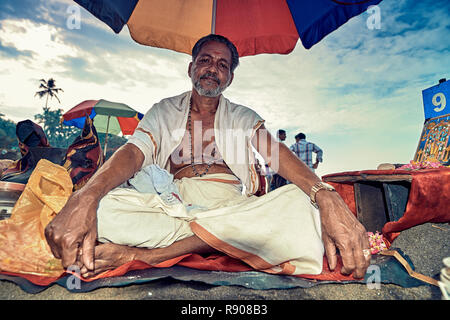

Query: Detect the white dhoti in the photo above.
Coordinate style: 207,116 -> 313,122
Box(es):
97,173 -> 324,275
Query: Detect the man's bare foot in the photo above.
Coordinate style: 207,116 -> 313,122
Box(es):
79,243 -> 161,278
79,235 -> 217,278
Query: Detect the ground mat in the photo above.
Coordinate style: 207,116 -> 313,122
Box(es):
0,248 -> 429,294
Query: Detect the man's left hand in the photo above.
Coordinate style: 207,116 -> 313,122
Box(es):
316,191 -> 371,279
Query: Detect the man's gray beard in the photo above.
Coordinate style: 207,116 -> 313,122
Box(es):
191,75 -> 230,98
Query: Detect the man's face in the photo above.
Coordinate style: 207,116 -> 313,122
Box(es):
189,41 -> 234,97
278,132 -> 286,141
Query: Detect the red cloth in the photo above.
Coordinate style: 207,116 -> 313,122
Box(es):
323,168 -> 450,243
382,168 -> 450,242
327,182 -> 357,216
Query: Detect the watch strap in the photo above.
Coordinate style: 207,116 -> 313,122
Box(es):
310,181 -> 335,209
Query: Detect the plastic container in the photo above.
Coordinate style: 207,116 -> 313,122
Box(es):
0,181 -> 25,220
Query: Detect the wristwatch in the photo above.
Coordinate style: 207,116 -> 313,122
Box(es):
310,181 -> 336,209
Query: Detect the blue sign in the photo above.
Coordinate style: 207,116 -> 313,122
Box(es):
422,79 -> 450,120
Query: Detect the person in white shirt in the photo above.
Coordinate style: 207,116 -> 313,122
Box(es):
45,34 -> 370,280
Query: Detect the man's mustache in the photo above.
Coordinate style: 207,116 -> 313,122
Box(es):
200,72 -> 220,85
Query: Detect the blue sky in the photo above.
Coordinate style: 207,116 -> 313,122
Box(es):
0,0 -> 449,177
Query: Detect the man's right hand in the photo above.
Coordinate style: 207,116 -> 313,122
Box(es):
45,143 -> 145,271
45,190 -> 99,270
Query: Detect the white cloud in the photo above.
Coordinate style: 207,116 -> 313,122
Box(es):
0,16 -> 193,120
0,19 -> 79,67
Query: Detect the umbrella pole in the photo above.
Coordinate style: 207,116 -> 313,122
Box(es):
211,0 -> 217,34
103,115 -> 110,159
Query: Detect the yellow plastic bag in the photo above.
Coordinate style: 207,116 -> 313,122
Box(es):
0,159 -> 72,277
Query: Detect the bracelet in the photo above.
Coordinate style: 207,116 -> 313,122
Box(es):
310,181 -> 336,209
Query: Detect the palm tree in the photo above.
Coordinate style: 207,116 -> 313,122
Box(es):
34,78 -> 64,108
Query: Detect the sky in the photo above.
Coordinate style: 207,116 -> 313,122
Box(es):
0,0 -> 449,177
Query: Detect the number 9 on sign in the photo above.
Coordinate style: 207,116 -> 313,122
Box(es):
422,80 -> 449,120
432,92 -> 446,112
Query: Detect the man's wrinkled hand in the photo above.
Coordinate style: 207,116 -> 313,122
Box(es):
44,190 -> 98,271
317,191 -> 371,279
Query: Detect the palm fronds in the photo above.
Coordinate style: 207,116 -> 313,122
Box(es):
34,78 -> 64,107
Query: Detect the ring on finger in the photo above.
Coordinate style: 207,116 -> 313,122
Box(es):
362,249 -> 371,258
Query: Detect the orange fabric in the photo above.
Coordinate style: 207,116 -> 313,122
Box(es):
215,0 -> 299,57
190,221 -> 274,270
263,261 -> 296,275
0,159 -> 72,278
127,0 -> 212,55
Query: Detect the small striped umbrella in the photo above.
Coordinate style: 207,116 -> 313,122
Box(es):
62,99 -> 144,157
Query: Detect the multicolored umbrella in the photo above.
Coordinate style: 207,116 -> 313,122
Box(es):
62,99 -> 144,156
74,0 -> 382,57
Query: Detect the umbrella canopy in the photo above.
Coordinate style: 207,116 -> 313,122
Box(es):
74,0 -> 382,57
62,99 -> 144,136
62,99 -> 144,157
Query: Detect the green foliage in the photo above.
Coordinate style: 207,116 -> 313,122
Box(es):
34,107 -> 81,148
0,114 -> 17,149
98,133 -> 127,160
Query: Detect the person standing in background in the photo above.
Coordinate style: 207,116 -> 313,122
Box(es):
290,133 -> 323,172
277,129 -> 286,143
270,129 -> 288,189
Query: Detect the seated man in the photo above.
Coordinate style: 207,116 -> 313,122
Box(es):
45,34 -> 370,279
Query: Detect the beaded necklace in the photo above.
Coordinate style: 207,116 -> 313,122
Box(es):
188,100 -> 216,177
